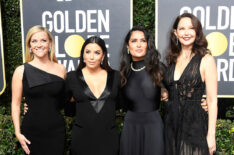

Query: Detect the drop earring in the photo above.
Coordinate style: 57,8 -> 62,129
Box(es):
176,37 -> 179,45
30,48 -> 32,53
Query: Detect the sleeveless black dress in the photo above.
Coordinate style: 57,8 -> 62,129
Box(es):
163,53 -> 209,155
65,69 -> 121,155
120,60 -> 164,155
21,63 -> 66,155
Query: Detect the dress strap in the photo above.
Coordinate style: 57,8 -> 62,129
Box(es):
24,63 -> 62,88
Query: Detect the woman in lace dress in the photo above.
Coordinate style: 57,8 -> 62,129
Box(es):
163,13 -> 217,155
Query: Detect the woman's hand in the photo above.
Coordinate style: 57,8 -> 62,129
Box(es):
207,134 -> 216,155
16,133 -> 31,154
23,103 -> 28,115
201,98 -> 208,112
70,97 -> 75,102
161,88 -> 168,101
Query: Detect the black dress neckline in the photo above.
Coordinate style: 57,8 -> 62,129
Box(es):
173,53 -> 198,82
26,63 -> 64,80
75,69 -> 113,114
24,63 -> 64,88
132,60 -> 145,69
76,69 -> 111,99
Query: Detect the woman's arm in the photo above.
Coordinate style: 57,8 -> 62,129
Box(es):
64,72 -> 76,117
201,54 -> 218,155
11,65 -> 31,154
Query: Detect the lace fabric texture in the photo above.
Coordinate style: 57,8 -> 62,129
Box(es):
163,53 -> 209,155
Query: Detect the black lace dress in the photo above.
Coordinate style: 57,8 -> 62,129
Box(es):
163,53 -> 209,155
120,60 -> 164,155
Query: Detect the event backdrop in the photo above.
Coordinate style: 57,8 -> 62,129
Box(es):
0,4 -> 6,95
20,0 -> 132,71
156,0 -> 234,97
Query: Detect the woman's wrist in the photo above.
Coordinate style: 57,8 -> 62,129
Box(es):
15,131 -> 21,137
207,131 -> 216,137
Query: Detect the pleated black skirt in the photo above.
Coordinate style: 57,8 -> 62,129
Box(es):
120,110 -> 164,155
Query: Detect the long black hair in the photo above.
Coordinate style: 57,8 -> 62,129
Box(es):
120,26 -> 163,87
77,36 -> 112,72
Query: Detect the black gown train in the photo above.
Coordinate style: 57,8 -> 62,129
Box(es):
163,53 -> 209,155
21,63 -> 66,155
120,60 -> 164,155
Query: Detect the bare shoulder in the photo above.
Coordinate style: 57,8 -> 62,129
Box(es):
57,63 -> 66,72
53,63 -> 67,78
13,65 -> 24,80
14,65 -> 24,75
201,53 -> 216,68
201,53 -> 215,63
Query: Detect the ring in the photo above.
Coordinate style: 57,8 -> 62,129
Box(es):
212,150 -> 216,154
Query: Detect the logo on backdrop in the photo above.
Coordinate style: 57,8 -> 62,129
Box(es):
0,5 -> 6,95
20,0 -> 132,71
156,0 -> 234,97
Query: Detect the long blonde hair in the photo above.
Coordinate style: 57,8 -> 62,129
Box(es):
25,25 -> 57,63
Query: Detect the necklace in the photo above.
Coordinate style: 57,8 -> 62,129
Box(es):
130,62 -> 145,72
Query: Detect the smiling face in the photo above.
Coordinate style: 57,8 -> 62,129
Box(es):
30,31 -> 51,59
83,43 -> 104,69
174,17 -> 196,48
128,30 -> 147,61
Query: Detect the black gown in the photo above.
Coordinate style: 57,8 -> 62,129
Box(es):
21,63 -> 65,155
163,53 -> 209,155
120,60 -> 164,155
65,69 -> 121,155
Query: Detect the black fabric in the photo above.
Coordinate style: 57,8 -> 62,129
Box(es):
79,70 -> 111,113
120,60 -> 164,155
24,63 -> 63,88
65,69 -> 121,155
122,60 -> 161,112
21,63 -> 65,155
163,53 -> 209,155
120,110 -> 164,155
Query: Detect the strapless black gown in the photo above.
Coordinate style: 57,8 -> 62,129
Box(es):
21,63 -> 65,155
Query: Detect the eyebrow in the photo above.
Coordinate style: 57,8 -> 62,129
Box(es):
130,37 -> 146,40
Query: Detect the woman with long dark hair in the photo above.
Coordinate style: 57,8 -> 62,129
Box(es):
119,26 -> 165,155
65,36 -> 121,155
163,13 -> 217,155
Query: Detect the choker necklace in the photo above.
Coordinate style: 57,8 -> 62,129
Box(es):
130,62 -> 145,72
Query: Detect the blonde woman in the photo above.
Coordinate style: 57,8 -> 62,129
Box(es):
11,25 -> 66,155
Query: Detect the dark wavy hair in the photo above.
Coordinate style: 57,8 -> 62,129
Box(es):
166,13 -> 210,65
77,36 -> 112,72
120,26 -> 163,87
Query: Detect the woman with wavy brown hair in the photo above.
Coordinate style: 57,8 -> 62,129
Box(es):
119,26 -> 165,155
163,13 -> 217,155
